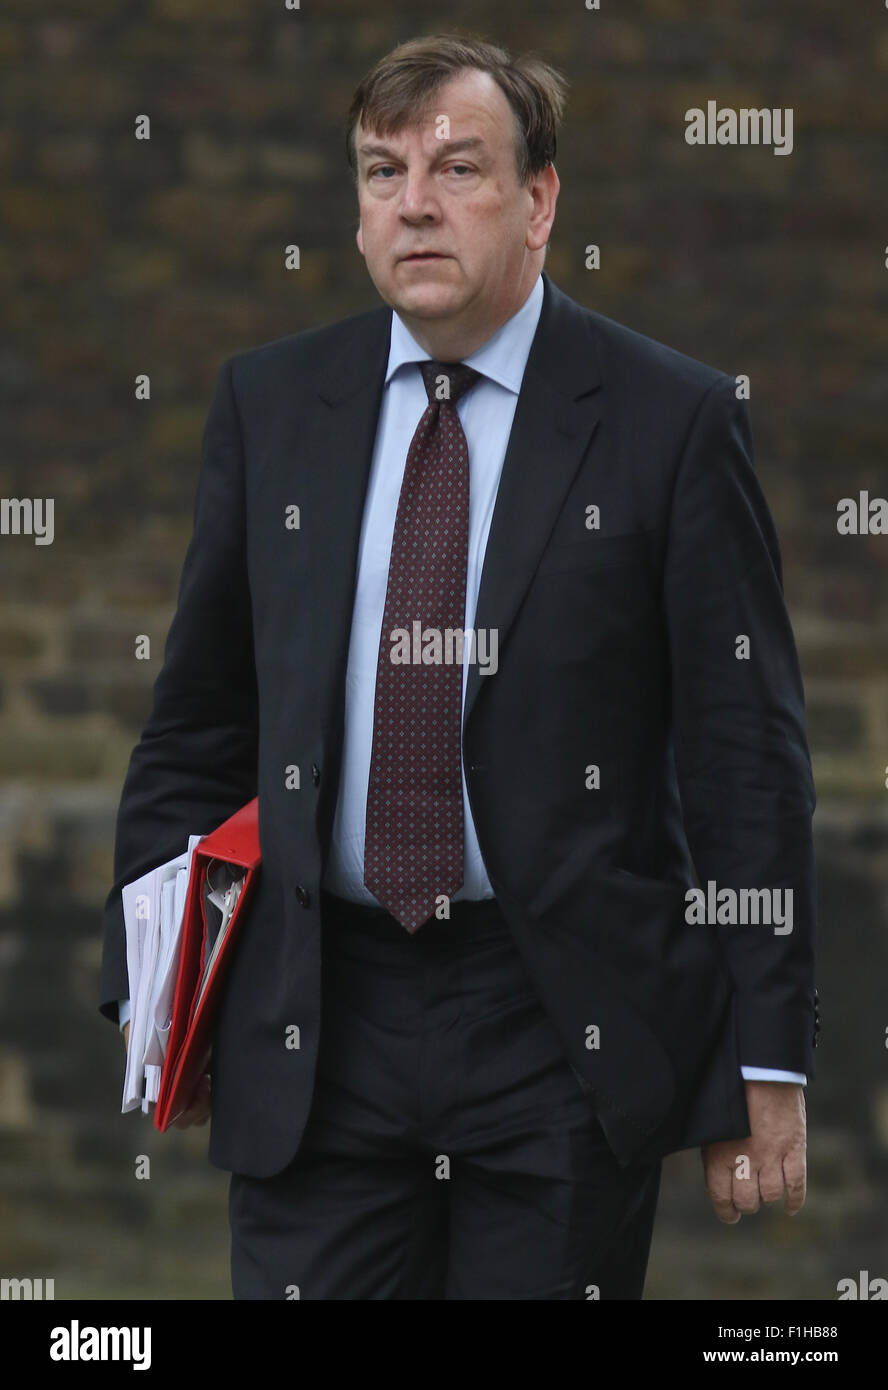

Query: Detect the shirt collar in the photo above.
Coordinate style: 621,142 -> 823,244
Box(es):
384,271 -> 544,395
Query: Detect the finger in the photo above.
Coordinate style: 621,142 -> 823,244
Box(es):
710,1191 -> 741,1224
190,1082 -> 212,1126
703,1157 -> 740,1224
758,1163 -> 785,1206
170,1075 -> 211,1129
171,1098 -> 210,1129
732,1168 -> 760,1216
171,1099 -> 203,1129
782,1150 -> 807,1216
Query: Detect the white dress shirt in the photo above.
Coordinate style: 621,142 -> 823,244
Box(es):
120,272 -> 806,1084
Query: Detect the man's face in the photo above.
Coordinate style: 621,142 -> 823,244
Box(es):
353,68 -> 557,346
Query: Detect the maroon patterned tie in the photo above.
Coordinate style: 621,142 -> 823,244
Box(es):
363,359 -> 482,931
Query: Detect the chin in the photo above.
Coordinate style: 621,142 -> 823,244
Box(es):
392,279 -> 462,313
404,298 -> 460,319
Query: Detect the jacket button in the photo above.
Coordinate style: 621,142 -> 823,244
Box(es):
311,763 -> 321,786
295,884 -> 311,908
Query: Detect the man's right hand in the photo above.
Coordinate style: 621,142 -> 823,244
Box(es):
121,1020 -> 211,1128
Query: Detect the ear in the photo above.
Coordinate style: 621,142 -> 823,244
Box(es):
356,220 -> 364,256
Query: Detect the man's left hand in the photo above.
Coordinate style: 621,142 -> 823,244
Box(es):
701,1081 -> 806,1224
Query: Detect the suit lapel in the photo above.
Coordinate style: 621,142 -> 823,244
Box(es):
301,306 -> 391,731
462,271 -> 602,729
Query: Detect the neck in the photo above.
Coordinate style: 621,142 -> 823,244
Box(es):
401,263 -> 542,362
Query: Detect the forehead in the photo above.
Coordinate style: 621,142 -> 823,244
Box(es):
355,68 -> 515,151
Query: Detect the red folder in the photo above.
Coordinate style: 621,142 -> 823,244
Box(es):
154,797 -> 261,1131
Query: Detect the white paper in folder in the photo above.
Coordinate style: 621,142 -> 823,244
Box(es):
121,835 -> 202,1113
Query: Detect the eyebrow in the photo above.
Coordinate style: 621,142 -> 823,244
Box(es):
356,137 -> 487,164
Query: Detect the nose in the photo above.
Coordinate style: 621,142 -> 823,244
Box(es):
398,167 -> 440,221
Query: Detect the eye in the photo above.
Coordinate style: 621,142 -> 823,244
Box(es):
367,162 -> 476,182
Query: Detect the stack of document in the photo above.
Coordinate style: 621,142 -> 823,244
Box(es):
121,836 -> 203,1113
117,797 -> 261,1128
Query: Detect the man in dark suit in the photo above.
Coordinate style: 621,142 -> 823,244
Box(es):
101,34 -> 818,1299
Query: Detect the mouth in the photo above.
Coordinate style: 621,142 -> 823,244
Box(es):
401,253 -> 450,262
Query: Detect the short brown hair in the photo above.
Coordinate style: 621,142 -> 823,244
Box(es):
345,32 -> 569,187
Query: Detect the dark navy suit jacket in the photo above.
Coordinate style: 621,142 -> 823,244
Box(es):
100,271 -> 819,1174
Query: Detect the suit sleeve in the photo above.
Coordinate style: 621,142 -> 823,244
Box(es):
98,356 -> 259,1023
663,375 -> 817,1076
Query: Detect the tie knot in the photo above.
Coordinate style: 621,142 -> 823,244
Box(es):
419,359 -> 481,407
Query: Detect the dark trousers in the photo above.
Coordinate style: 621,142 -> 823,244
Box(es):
229,891 -> 661,1300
